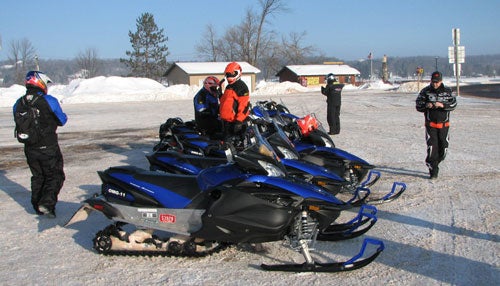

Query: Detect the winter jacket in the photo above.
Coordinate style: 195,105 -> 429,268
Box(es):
13,88 -> 67,148
321,82 -> 344,106
219,80 -> 250,123
416,83 -> 457,124
193,88 -> 219,119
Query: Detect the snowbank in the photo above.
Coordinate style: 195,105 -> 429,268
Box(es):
1,76 -> 497,107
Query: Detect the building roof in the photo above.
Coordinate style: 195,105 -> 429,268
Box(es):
278,64 -> 360,76
166,61 -> 261,75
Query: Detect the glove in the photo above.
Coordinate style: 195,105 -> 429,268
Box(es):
233,121 -> 243,133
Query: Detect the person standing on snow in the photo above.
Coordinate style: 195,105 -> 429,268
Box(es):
416,71 -> 457,179
219,62 -> 250,143
193,76 -> 222,138
13,71 -> 67,217
321,73 -> 345,135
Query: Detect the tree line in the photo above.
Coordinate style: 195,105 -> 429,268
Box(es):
1,0 -> 499,86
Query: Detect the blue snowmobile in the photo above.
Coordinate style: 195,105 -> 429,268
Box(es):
66,125 -> 383,272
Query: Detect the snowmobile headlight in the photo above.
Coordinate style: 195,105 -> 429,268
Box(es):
258,160 -> 286,177
276,146 -> 298,159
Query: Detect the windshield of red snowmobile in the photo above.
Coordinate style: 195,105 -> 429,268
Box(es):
297,113 -> 327,135
316,122 -> 328,133
309,113 -> 327,133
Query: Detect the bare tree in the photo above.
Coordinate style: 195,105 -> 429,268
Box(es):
257,36 -> 282,79
8,38 -> 36,84
280,31 -> 315,65
219,10 -> 258,63
219,26 -> 243,62
76,48 -> 102,78
195,24 -> 220,61
193,0 -> 316,80
252,0 -> 288,66
196,1 -> 286,65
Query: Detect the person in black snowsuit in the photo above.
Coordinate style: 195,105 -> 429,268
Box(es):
321,73 -> 345,135
416,71 -> 457,179
13,71 -> 68,217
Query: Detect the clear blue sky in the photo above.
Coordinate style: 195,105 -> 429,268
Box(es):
1,0 -> 498,62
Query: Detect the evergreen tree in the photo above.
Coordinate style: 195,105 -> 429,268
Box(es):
121,13 -> 169,81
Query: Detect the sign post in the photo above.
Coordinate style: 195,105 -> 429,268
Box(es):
449,28 -> 465,96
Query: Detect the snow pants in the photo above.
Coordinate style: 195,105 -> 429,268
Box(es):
425,124 -> 450,172
327,104 -> 341,134
24,144 -> 65,214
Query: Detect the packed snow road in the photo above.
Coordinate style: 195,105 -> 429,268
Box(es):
0,90 -> 498,285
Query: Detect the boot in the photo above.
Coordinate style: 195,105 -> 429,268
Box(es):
429,165 -> 439,179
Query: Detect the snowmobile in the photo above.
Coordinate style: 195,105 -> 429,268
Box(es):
147,120 -> 385,238
150,112 -> 405,205
66,125 -> 384,272
253,100 -> 336,148
250,101 -> 406,199
156,108 -> 376,188
148,118 -> 367,206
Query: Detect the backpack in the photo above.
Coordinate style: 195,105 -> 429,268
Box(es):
14,95 -> 43,145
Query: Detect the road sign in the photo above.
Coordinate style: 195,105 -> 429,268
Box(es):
448,46 -> 465,63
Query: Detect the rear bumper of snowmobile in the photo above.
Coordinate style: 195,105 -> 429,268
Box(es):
64,194 -> 122,227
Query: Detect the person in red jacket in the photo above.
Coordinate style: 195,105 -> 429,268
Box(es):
219,62 -> 250,143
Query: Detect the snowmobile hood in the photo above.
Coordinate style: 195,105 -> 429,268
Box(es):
246,174 -> 346,205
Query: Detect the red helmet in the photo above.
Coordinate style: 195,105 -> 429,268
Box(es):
25,71 -> 52,94
203,76 -> 220,95
224,62 -> 242,84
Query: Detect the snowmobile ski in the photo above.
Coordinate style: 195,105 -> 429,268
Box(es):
317,205 -> 377,241
261,238 -> 384,272
365,181 -> 407,205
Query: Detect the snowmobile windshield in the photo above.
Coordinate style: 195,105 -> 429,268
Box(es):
308,120 -> 334,148
266,119 -> 300,160
250,104 -> 272,123
233,125 -> 287,177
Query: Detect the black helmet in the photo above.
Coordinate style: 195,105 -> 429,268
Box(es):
326,73 -> 337,82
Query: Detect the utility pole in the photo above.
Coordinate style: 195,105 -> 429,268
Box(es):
368,52 -> 373,81
435,57 -> 439,70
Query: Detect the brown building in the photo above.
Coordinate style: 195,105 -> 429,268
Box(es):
276,64 -> 361,86
164,62 -> 261,91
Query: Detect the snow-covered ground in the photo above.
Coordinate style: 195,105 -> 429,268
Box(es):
0,77 -> 498,285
